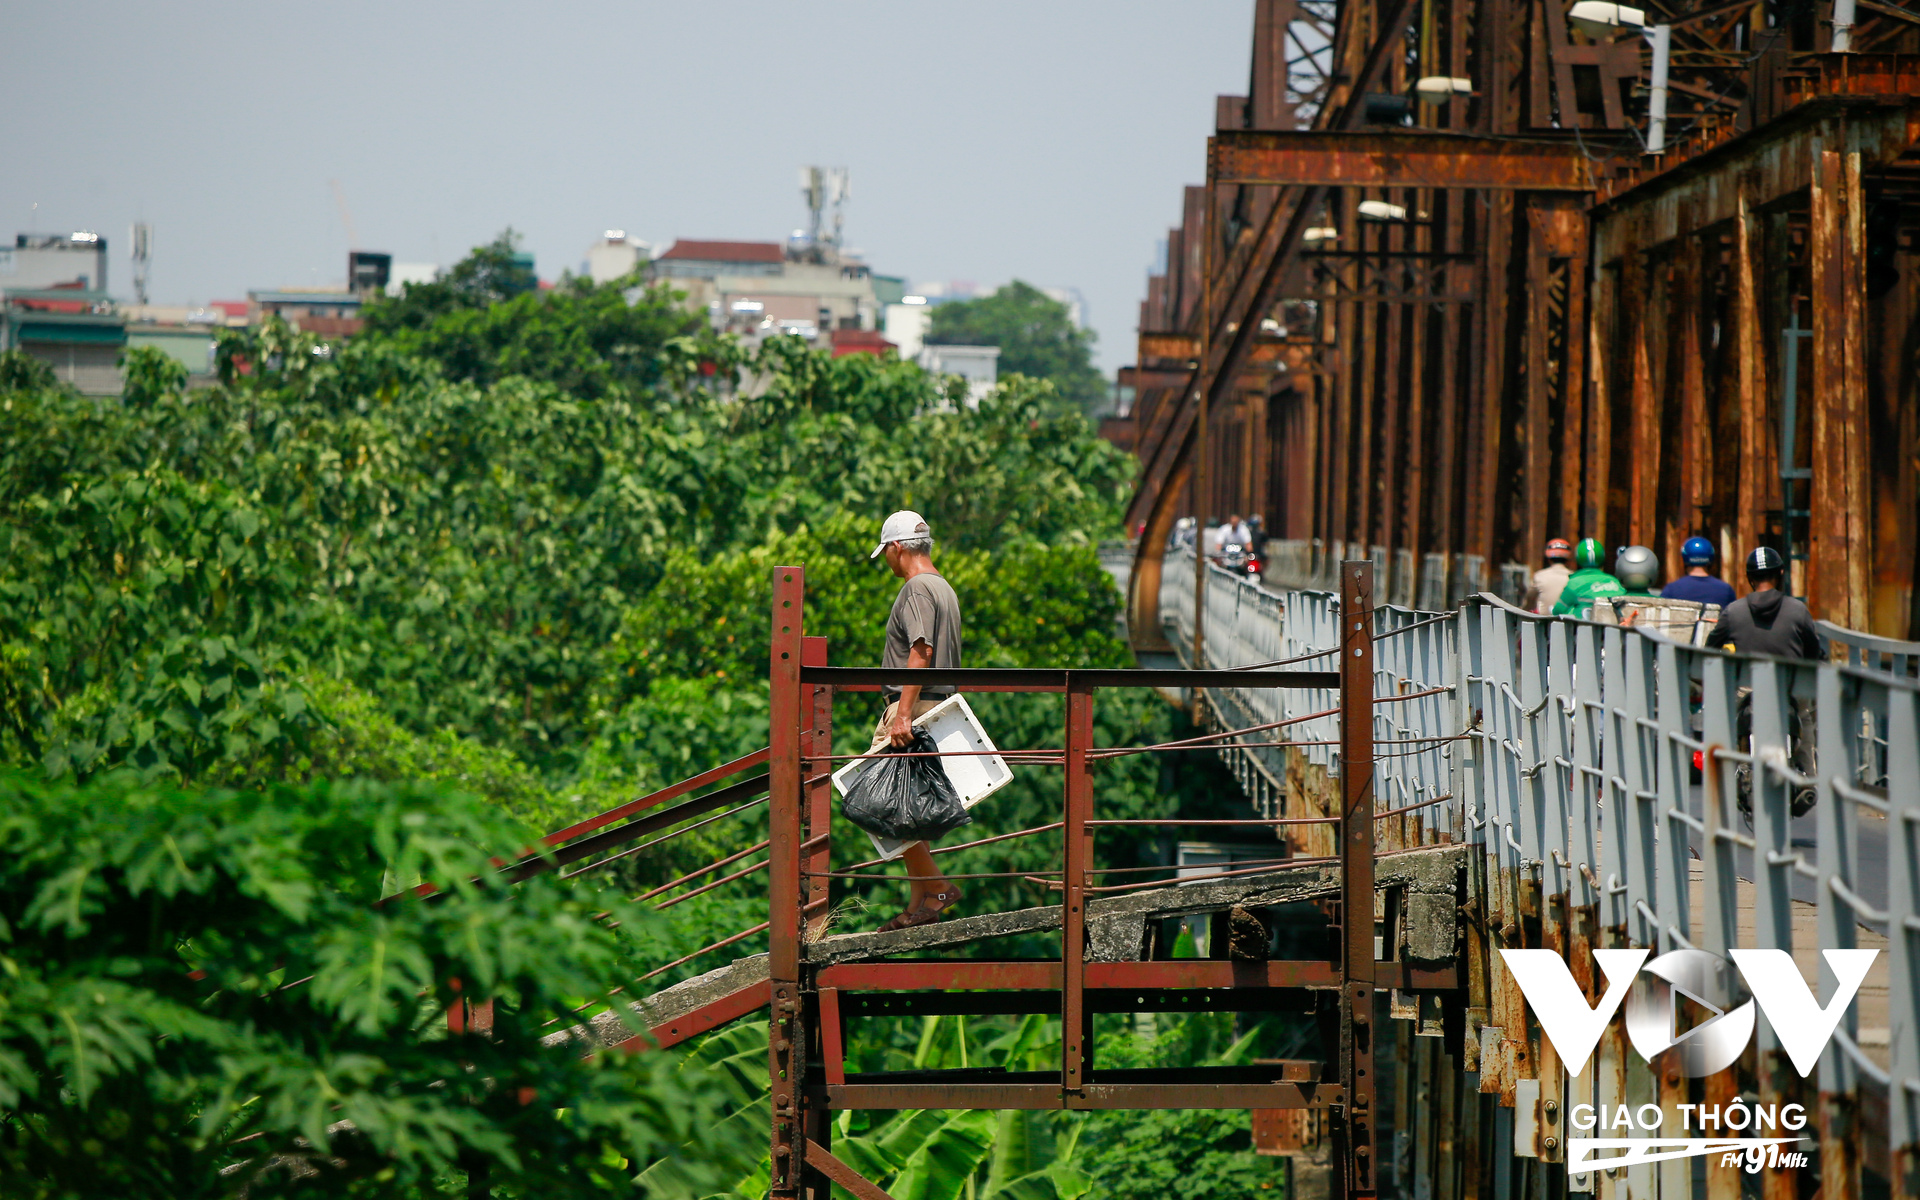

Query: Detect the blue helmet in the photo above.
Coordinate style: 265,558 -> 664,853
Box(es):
1681,536 -> 1714,567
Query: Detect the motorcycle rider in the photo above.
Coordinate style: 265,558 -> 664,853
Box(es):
1706,547 -> 1824,659
1661,536 -> 1737,608
1224,513 -> 1254,549
1615,545 -> 1660,597
1522,538 -> 1574,615
1551,538 -> 1626,617
1709,546 -> 1825,819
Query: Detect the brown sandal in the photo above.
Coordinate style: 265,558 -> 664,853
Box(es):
875,885 -> 963,933
877,907 -> 938,933
919,885 -> 963,920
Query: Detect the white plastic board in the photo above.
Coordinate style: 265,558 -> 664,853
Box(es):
830,692 -> 1014,861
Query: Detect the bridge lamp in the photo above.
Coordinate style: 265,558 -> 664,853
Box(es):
1567,1 -> 1646,36
1568,3 -> 1671,154
1303,226 -> 1340,244
1413,76 -> 1475,105
1357,201 -> 1409,223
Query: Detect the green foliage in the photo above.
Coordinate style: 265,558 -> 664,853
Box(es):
0,772 -> 754,1198
1076,1013 -> 1296,1200
360,230 -> 539,334
610,512 -> 1129,690
0,350 -> 58,395
119,344 -> 189,407
365,272 -> 703,399
924,281 -> 1106,414
0,225 -> 1257,1192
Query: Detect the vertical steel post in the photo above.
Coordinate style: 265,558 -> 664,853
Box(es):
1884,687 -> 1920,1200
1339,561 -> 1377,1198
768,567 -> 806,1198
1062,676 -> 1094,1101
799,633 -> 832,1195
1195,178 -> 1216,671
802,636 -> 833,938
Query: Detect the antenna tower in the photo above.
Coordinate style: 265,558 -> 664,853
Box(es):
131,222 -> 152,305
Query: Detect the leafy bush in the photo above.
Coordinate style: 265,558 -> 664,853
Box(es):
0,772 -> 752,1198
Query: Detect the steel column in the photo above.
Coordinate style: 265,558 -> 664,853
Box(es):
768,566 -> 806,1197
1062,677 -> 1095,1101
1338,560 -> 1377,1197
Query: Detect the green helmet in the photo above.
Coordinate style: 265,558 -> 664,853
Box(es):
1573,538 -> 1606,570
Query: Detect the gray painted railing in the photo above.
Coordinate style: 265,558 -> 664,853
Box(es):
1160,549 -> 1916,1188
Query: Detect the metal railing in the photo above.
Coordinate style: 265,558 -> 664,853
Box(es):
1163,549 -> 1917,1184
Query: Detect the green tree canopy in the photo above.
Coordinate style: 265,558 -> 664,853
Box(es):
360,230 -> 539,335
0,771 -> 751,1197
925,280 -> 1106,414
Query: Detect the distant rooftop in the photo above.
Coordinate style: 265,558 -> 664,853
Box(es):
657,240 -> 784,264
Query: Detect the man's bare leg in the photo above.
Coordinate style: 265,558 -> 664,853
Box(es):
901,842 -> 949,911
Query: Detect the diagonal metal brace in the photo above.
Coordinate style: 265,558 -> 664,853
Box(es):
805,1140 -> 898,1200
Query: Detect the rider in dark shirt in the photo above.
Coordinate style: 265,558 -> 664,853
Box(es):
1662,536 -> 1736,608
1705,547 -> 1824,660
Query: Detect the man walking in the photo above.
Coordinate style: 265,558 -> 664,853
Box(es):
869,510 -> 966,932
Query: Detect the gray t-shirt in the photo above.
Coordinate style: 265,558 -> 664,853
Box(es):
883,572 -> 963,699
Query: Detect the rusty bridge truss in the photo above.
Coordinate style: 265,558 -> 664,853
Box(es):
1115,0 -> 1920,645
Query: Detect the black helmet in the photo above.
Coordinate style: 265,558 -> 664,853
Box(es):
1746,546 -> 1786,577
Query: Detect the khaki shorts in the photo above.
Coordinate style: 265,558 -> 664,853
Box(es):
869,698 -> 940,752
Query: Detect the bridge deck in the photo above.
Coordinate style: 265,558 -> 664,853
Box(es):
550,842 -> 1464,1057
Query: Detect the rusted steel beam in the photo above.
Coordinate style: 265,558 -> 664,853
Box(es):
1074,1082 -> 1341,1110
504,772 -> 770,882
1808,147 -> 1872,629
814,960 -> 1459,992
821,1081 -> 1345,1111
1139,330 -> 1200,360
804,1140 -> 896,1200
610,980 -> 772,1054
1123,0 -> 1417,564
803,637 -> 832,936
1062,679 -> 1093,1099
1339,561 -> 1378,1198
798,666 -> 1341,690
1592,95 -> 1920,262
823,1083 -> 1061,1110
537,746 -> 770,848
767,565 -> 806,1199
1209,130 -> 1595,191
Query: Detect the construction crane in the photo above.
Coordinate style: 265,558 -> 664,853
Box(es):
330,179 -> 360,251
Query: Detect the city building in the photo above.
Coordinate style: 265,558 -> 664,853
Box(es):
386,263 -> 437,296
584,231 -> 651,284
829,329 -> 896,358
650,239 -> 878,341
0,232 -> 109,292
247,289 -> 364,338
917,343 -> 999,407
0,285 -> 124,395
883,295 -> 931,359
122,304 -> 241,386
348,251 -> 391,296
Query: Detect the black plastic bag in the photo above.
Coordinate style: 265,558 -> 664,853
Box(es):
841,729 -> 973,842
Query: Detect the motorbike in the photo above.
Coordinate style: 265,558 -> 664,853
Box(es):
1218,541 -> 1264,581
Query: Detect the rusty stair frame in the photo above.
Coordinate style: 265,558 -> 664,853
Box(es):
743,561 -> 1410,1200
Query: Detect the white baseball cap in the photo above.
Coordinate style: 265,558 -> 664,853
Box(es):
870,510 -> 933,559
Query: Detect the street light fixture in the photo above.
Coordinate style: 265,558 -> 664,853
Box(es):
1413,76 -> 1475,105
1567,2 -> 1671,154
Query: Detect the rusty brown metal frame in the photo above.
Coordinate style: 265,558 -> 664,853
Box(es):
765,561 -> 1403,1200
1209,130 -> 1595,191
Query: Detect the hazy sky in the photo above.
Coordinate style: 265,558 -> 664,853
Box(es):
4,2 -> 1254,371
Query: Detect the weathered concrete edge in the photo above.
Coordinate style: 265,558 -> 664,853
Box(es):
547,843 -> 1466,1049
